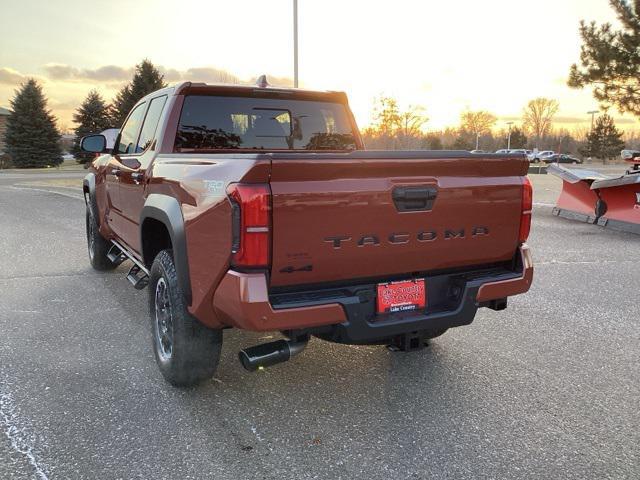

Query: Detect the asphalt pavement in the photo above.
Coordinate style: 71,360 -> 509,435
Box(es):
0,170 -> 638,479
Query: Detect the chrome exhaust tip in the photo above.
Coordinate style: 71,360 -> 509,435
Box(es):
238,336 -> 309,372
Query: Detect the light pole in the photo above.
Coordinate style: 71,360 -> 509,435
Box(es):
475,132 -> 480,150
293,0 -> 299,88
506,121 -> 514,150
587,110 -> 598,131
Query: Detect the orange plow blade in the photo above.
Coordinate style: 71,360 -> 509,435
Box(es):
549,162 -> 640,235
593,176 -> 640,234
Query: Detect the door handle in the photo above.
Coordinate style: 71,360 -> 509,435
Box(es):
392,186 -> 438,212
131,172 -> 144,182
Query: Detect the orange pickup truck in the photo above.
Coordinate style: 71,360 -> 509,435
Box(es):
81,81 -> 533,386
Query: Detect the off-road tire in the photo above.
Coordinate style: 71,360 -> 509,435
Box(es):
149,249 -> 222,387
85,196 -> 117,271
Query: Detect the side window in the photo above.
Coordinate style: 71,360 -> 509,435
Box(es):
136,95 -> 167,153
117,103 -> 146,154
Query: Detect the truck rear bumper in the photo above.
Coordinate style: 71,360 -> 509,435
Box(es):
212,245 -> 533,340
212,270 -> 348,331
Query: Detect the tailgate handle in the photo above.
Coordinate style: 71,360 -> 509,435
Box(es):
392,186 -> 437,212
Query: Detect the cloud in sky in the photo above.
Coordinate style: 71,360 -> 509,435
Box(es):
40,63 -> 284,86
43,64 -> 134,82
164,67 -> 241,84
0,67 -> 27,85
0,62 -> 295,125
0,61 -> 635,131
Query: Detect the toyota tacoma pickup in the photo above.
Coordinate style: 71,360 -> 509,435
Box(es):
80,80 -> 533,387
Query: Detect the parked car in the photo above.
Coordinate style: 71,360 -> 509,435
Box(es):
80,81 -> 533,387
522,150 -> 535,162
494,149 -> 531,157
507,149 -> 535,161
532,150 -> 555,163
544,154 -> 582,164
470,149 -> 487,154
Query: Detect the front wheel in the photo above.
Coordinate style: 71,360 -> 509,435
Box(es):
148,250 -> 222,387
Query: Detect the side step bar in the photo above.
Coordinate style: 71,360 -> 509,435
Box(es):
109,241 -> 150,290
126,264 -> 149,290
106,245 -> 127,266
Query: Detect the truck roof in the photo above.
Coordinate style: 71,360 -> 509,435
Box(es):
162,81 -> 349,103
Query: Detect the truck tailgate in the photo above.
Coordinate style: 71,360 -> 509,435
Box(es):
269,152 -> 528,288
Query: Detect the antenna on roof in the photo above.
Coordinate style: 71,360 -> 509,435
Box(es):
256,75 -> 269,88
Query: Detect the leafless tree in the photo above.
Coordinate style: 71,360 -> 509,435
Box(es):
460,110 -> 497,137
523,98 -> 559,144
363,96 -> 428,149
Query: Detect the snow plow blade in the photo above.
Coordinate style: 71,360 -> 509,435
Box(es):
549,163 -> 640,235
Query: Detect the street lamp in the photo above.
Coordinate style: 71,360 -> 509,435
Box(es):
506,121 -> 514,150
293,0 -> 299,88
587,110 -> 598,131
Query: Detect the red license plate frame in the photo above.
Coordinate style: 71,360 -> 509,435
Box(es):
376,278 -> 426,314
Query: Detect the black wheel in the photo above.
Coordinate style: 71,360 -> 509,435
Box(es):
534,158 -> 540,164
85,197 -> 117,270
149,250 -> 222,387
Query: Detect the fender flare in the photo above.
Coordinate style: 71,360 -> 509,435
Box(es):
82,173 -> 96,204
140,194 -> 192,305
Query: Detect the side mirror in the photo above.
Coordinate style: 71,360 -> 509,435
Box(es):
80,134 -> 107,153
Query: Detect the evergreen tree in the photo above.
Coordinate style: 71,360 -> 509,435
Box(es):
5,79 -> 62,168
452,131 -> 474,150
112,59 -> 166,126
72,90 -> 113,163
422,133 -> 443,150
580,114 -> 625,161
569,1 -> 640,116
509,127 -> 527,149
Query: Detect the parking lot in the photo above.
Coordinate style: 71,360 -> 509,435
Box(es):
0,168 -> 638,479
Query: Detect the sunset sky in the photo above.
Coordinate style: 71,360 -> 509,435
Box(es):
0,0 -> 634,132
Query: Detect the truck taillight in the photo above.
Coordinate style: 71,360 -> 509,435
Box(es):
227,183 -> 271,268
519,176 -> 533,243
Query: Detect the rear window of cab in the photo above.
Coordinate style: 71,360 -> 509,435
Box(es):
174,95 -> 357,152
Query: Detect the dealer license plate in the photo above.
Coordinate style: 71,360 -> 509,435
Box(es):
376,279 -> 426,314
